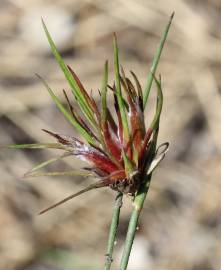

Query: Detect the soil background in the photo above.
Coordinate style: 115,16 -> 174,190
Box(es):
0,1 -> 221,270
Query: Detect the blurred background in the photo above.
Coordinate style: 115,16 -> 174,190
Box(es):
0,0 -> 221,269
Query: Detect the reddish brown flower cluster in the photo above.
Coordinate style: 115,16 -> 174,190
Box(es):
38,65 -> 168,214
45,71 -> 148,188
2,23 -> 168,214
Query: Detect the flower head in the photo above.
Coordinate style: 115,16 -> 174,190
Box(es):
4,22 -> 169,214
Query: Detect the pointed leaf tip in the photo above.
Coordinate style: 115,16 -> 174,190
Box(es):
42,21 -> 97,129
38,180 -> 106,214
101,60 -> 108,124
143,12 -> 174,108
113,33 -> 130,143
37,75 -> 96,145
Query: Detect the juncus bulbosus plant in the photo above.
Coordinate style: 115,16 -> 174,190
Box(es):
3,12 -> 174,270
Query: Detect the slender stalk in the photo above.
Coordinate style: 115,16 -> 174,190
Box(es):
104,192 -> 123,270
119,130 -> 159,270
119,177 -> 151,270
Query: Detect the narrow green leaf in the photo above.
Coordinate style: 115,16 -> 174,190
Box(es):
143,12 -> 174,108
37,75 -> 95,145
99,60 -> 120,162
24,170 -> 94,178
138,74 -> 163,162
24,153 -> 71,177
63,90 -> 99,142
101,61 -> 108,124
42,19 -> 97,128
122,151 -> 134,177
39,179 -> 106,214
67,66 -> 100,120
113,34 -> 130,143
1,143 -> 65,150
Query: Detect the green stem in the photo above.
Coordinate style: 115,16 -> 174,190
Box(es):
119,177 -> 151,270
104,192 -> 123,270
119,130 -> 159,270
143,12 -> 174,108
